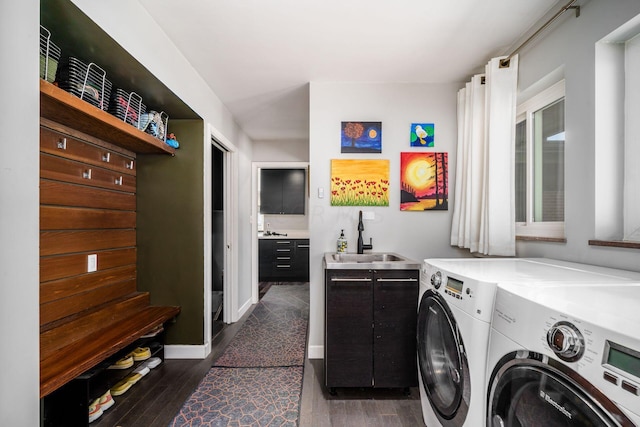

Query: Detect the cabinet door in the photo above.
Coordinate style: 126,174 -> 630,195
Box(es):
373,269 -> 419,388
258,240 -> 275,281
259,169 -> 306,214
291,239 -> 309,281
259,169 -> 284,214
325,270 -> 373,388
281,169 -> 305,214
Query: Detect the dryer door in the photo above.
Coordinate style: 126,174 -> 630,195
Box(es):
417,290 -> 470,426
488,352 -> 635,427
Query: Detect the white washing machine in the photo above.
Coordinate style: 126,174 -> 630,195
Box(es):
486,282 -> 640,426
418,258 -> 640,427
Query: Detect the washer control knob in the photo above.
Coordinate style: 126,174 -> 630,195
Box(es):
547,321 -> 584,362
430,271 -> 442,289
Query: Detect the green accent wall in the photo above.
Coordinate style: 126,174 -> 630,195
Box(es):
137,120 -> 205,345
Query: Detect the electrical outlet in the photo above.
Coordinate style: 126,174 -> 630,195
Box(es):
87,254 -> 97,272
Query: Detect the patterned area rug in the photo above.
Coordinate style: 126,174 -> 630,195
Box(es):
169,367 -> 303,427
170,284 -> 309,427
214,285 -> 309,368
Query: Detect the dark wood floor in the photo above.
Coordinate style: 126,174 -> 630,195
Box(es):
92,283 -> 425,426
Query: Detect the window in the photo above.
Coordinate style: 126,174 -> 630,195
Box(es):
595,14 -> 640,244
515,80 -> 565,239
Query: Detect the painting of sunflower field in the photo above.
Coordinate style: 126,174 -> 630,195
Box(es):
330,159 -> 390,206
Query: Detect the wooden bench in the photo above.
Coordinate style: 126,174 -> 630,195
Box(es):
40,292 -> 179,398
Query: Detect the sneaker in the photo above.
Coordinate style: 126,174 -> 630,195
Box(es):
141,325 -> 164,338
88,399 -> 103,423
129,347 -> 151,361
145,357 -> 162,369
110,379 -> 133,396
98,389 -> 114,411
125,372 -> 143,385
133,365 -> 151,378
109,355 -> 133,370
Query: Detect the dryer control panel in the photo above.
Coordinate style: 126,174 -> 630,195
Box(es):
422,263 -> 497,323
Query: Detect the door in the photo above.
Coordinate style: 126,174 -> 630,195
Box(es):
211,144 -> 224,330
417,290 -> 470,426
487,352 -> 634,426
325,269 -> 373,388
373,270 -> 419,388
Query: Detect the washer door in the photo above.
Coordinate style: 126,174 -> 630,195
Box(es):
417,290 -> 470,426
488,352 -> 635,427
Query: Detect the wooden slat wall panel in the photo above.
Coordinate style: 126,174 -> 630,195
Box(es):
41,153 -> 136,192
40,180 -> 136,211
41,265 -> 137,304
40,230 -> 136,256
40,279 -> 137,325
40,248 -> 136,283
41,206 -> 136,230
40,127 -> 137,176
40,121 -> 141,331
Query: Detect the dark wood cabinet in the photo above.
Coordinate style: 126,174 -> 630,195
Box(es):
324,269 -> 419,391
260,169 -> 306,215
259,239 -> 309,281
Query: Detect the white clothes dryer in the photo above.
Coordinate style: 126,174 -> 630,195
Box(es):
486,282 -> 640,426
418,258 -> 639,427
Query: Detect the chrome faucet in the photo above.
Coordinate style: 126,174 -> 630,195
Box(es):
357,210 -> 373,254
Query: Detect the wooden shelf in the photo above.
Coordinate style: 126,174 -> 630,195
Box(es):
40,79 -> 175,156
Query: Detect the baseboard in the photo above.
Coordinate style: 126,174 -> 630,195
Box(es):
308,344 -> 324,359
236,298 -> 252,321
165,342 -> 211,360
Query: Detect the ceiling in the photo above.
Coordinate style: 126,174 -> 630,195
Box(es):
139,0 -> 562,143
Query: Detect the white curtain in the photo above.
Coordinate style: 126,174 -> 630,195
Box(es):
450,56 -> 518,256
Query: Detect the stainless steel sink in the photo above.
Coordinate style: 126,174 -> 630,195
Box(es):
323,252 -> 420,270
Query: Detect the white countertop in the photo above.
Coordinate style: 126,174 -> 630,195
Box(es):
258,230 -> 309,239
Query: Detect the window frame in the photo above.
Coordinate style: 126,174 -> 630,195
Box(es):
515,80 -> 566,239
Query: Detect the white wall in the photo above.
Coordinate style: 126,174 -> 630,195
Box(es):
307,82 -> 468,357
0,2 -> 40,425
514,0 -> 640,271
253,139 -> 309,162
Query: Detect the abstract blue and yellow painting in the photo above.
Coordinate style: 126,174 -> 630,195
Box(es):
410,123 -> 434,147
341,121 -> 382,153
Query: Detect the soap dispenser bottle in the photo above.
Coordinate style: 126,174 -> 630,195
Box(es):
337,229 -> 347,253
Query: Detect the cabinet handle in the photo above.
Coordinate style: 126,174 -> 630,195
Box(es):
102,152 -> 111,162
126,160 -> 135,170
82,169 -> 92,179
376,278 -> 418,282
330,278 -> 370,282
276,249 -> 291,252
57,138 -> 67,150
276,241 -> 291,244
277,256 -> 291,260
114,176 -> 123,186
276,264 -> 291,268
297,245 -> 310,248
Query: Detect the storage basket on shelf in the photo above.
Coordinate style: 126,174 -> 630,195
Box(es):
109,88 -> 147,129
55,57 -> 113,111
139,110 -> 169,142
40,25 -> 61,83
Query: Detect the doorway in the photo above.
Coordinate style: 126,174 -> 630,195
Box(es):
212,142 -> 225,338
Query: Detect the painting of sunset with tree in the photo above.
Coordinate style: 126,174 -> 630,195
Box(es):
400,152 -> 448,211
331,159 -> 389,206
